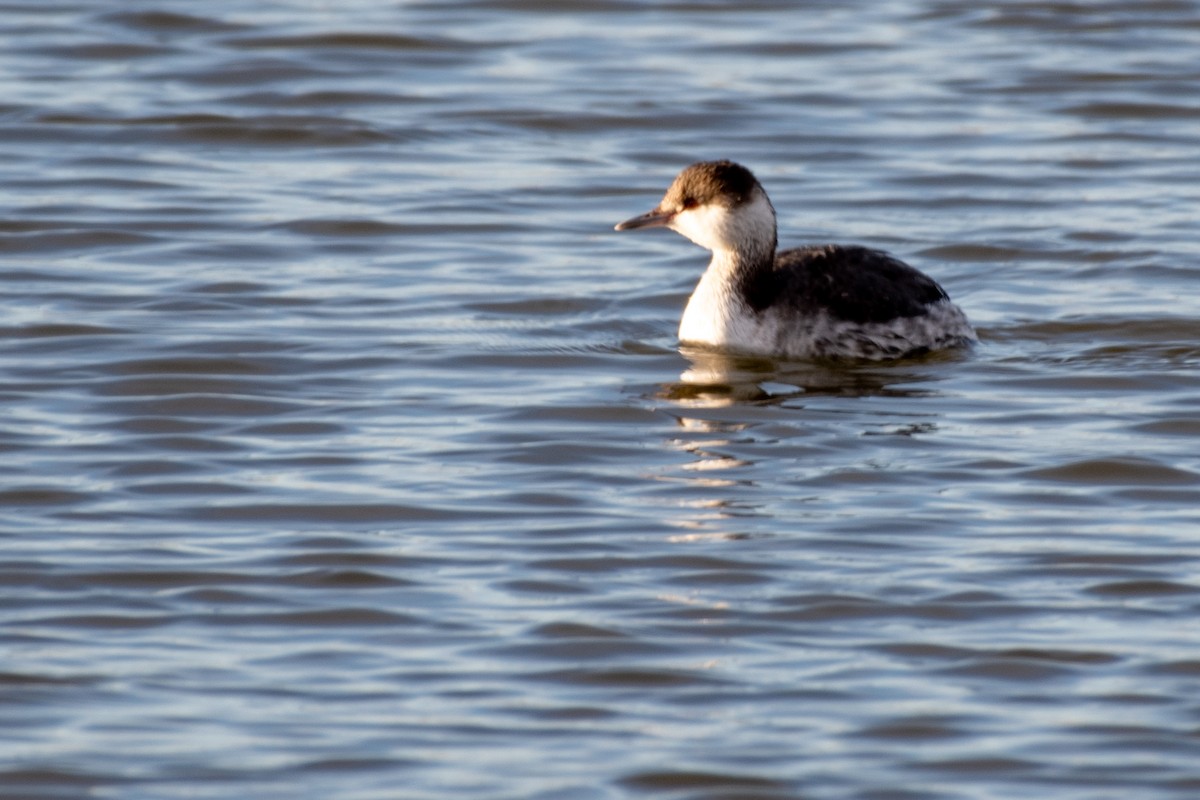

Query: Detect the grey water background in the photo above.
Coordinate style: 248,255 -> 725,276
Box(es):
3,1 -> 1200,798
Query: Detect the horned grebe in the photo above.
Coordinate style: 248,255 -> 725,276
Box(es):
615,160 -> 975,360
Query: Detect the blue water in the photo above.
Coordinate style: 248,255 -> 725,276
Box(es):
3,2 -> 1200,799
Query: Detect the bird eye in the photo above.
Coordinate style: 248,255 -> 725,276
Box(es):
681,197 -> 697,210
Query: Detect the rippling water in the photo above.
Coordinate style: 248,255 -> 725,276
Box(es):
4,2 -> 1200,799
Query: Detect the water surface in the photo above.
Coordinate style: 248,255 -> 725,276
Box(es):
4,2 -> 1200,799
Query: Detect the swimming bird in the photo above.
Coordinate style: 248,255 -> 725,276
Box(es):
615,160 -> 975,360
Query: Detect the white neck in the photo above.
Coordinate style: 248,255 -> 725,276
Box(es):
670,191 -> 779,348
678,250 -> 748,345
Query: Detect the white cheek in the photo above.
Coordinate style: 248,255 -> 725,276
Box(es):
669,194 -> 774,253
669,204 -> 731,251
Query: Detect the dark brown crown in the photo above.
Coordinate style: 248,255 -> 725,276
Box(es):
663,160 -> 763,210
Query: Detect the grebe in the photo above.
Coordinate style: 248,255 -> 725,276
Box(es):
615,160 -> 975,360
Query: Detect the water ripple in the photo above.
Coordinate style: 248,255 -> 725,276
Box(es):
4,1 -> 1200,799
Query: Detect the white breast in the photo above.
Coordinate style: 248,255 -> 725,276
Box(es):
677,251 -> 780,351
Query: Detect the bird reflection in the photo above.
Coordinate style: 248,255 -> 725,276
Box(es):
653,347 -> 955,541
660,345 -> 945,407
